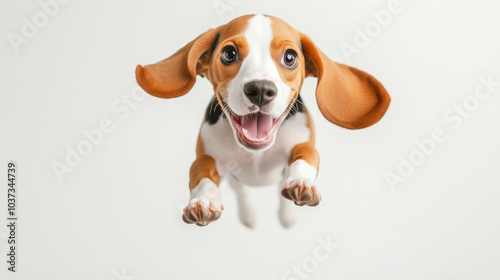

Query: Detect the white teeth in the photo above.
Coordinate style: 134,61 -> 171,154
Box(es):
241,128 -> 271,142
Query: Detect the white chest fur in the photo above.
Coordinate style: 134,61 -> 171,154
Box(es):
201,112 -> 311,186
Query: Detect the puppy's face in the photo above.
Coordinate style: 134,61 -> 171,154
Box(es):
205,15 -> 305,150
136,14 -> 391,151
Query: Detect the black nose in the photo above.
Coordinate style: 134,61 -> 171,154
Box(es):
244,80 -> 278,106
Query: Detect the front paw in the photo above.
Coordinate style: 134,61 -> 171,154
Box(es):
281,178 -> 321,207
182,199 -> 224,226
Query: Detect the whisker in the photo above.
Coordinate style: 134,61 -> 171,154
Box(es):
219,98 -> 233,130
210,98 -> 219,114
289,95 -> 304,106
285,95 -> 305,115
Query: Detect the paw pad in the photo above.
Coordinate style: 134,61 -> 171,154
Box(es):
281,179 -> 321,207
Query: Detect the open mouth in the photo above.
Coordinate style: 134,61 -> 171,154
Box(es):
228,111 -> 287,150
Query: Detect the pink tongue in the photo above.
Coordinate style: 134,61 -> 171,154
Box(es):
241,113 -> 273,139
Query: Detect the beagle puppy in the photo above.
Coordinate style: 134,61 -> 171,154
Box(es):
136,14 -> 390,228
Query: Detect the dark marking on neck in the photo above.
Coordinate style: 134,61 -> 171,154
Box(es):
205,96 -> 224,125
285,94 -> 304,120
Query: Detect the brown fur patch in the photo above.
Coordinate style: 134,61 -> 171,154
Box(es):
206,16 -> 252,104
288,141 -> 320,171
300,34 -> 391,129
191,127 -> 220,190
269,16 -> 306,107
189,154 -> 220,190
304,107 -> 316,145
286,105 -> 319,170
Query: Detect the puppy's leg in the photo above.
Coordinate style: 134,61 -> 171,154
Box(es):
228,176 -> 256,228
279,179 -> 297,227
182,154 -> 224,226
281,142 -> 322,207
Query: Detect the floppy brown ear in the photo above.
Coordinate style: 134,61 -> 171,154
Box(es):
136,28 -> 218,99
300,34 -> 391,129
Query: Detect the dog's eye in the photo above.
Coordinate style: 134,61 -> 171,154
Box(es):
221,46 -> 238,64
282,50 -> 298,69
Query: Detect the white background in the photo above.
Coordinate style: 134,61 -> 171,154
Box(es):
1,0 -> 500,279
